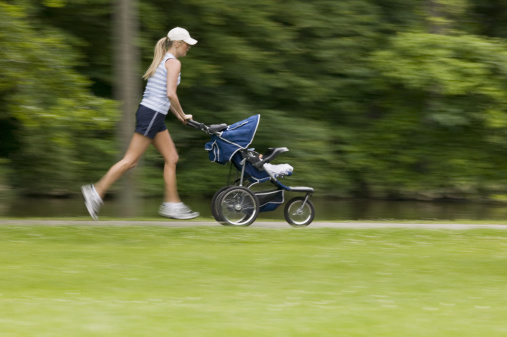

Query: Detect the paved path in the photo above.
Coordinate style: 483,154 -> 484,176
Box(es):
1,219 -> 507,229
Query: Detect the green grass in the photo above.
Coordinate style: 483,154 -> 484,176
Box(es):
1,226 -> 507,336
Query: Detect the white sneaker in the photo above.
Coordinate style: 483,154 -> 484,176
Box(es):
159,203 -> 199,220
81,184 -> 103,221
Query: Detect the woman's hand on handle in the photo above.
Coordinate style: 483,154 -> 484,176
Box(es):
183,114 -> 193,124
178,114 -> 192,125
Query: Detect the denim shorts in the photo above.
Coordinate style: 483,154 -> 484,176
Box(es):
135,104 -> 167,139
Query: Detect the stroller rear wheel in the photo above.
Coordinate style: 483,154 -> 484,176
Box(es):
210,186 -> 232,222
216,186 -> 259,226
284,197 -> 315,227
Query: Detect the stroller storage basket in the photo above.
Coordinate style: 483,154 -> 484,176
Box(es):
256,189 -> 284,213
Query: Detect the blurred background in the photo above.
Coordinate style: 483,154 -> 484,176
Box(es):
2,0 -> 507,219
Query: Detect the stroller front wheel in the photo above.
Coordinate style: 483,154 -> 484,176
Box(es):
217,186 -> 259,226
284,197 -> 315,227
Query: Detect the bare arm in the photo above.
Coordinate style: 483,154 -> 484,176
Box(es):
166,58 -> 193,124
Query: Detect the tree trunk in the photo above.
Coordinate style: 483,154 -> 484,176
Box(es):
113,0 -> 140,216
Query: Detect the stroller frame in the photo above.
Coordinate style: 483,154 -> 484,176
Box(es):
233,148 -> 313,206
188,117 -> 315,227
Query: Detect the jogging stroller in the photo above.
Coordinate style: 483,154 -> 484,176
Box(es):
188,114 -> 315,227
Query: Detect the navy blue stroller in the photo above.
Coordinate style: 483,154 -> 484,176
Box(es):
188,115 -> 315,227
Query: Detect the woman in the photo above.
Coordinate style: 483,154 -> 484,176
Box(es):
81,27 -> 199,220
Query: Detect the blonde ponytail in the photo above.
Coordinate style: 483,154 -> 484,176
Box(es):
142,37 -> 173,80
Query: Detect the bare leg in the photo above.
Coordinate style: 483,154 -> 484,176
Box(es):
94,133 -> 152,199
152,130 -> 180,203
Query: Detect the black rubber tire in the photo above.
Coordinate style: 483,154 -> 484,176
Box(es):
210,186 -> 232,222
284,197 -> 315,227
217,186 -> 259,226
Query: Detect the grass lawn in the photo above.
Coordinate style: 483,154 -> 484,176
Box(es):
1,225 -> 506,336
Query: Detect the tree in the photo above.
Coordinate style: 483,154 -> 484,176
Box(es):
368,33 -> 507,198
113,0 -> 141,214
0,1 -> 118,195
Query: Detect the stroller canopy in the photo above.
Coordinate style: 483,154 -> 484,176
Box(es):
205,114 -> 260,164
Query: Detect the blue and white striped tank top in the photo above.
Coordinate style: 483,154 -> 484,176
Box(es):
140,53 -> 181,115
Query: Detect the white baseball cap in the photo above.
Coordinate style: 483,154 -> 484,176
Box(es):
167,27 -> 198,45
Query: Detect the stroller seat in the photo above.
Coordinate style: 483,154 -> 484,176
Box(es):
253,147 -> 289,168
234,148 -> 293,183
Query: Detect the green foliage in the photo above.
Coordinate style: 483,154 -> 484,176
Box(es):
362,32 -> 507,198
470,0 -> 507,38
0,1 -> 119,194
0,158 -> 13,202
3,0 -> 507,200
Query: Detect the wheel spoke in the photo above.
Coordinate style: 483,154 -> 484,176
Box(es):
284,197 -> 315,227
218,187 -> 259,226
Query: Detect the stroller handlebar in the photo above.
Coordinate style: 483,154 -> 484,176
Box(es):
187,119 -> 206,130
187,119 -> 228,135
